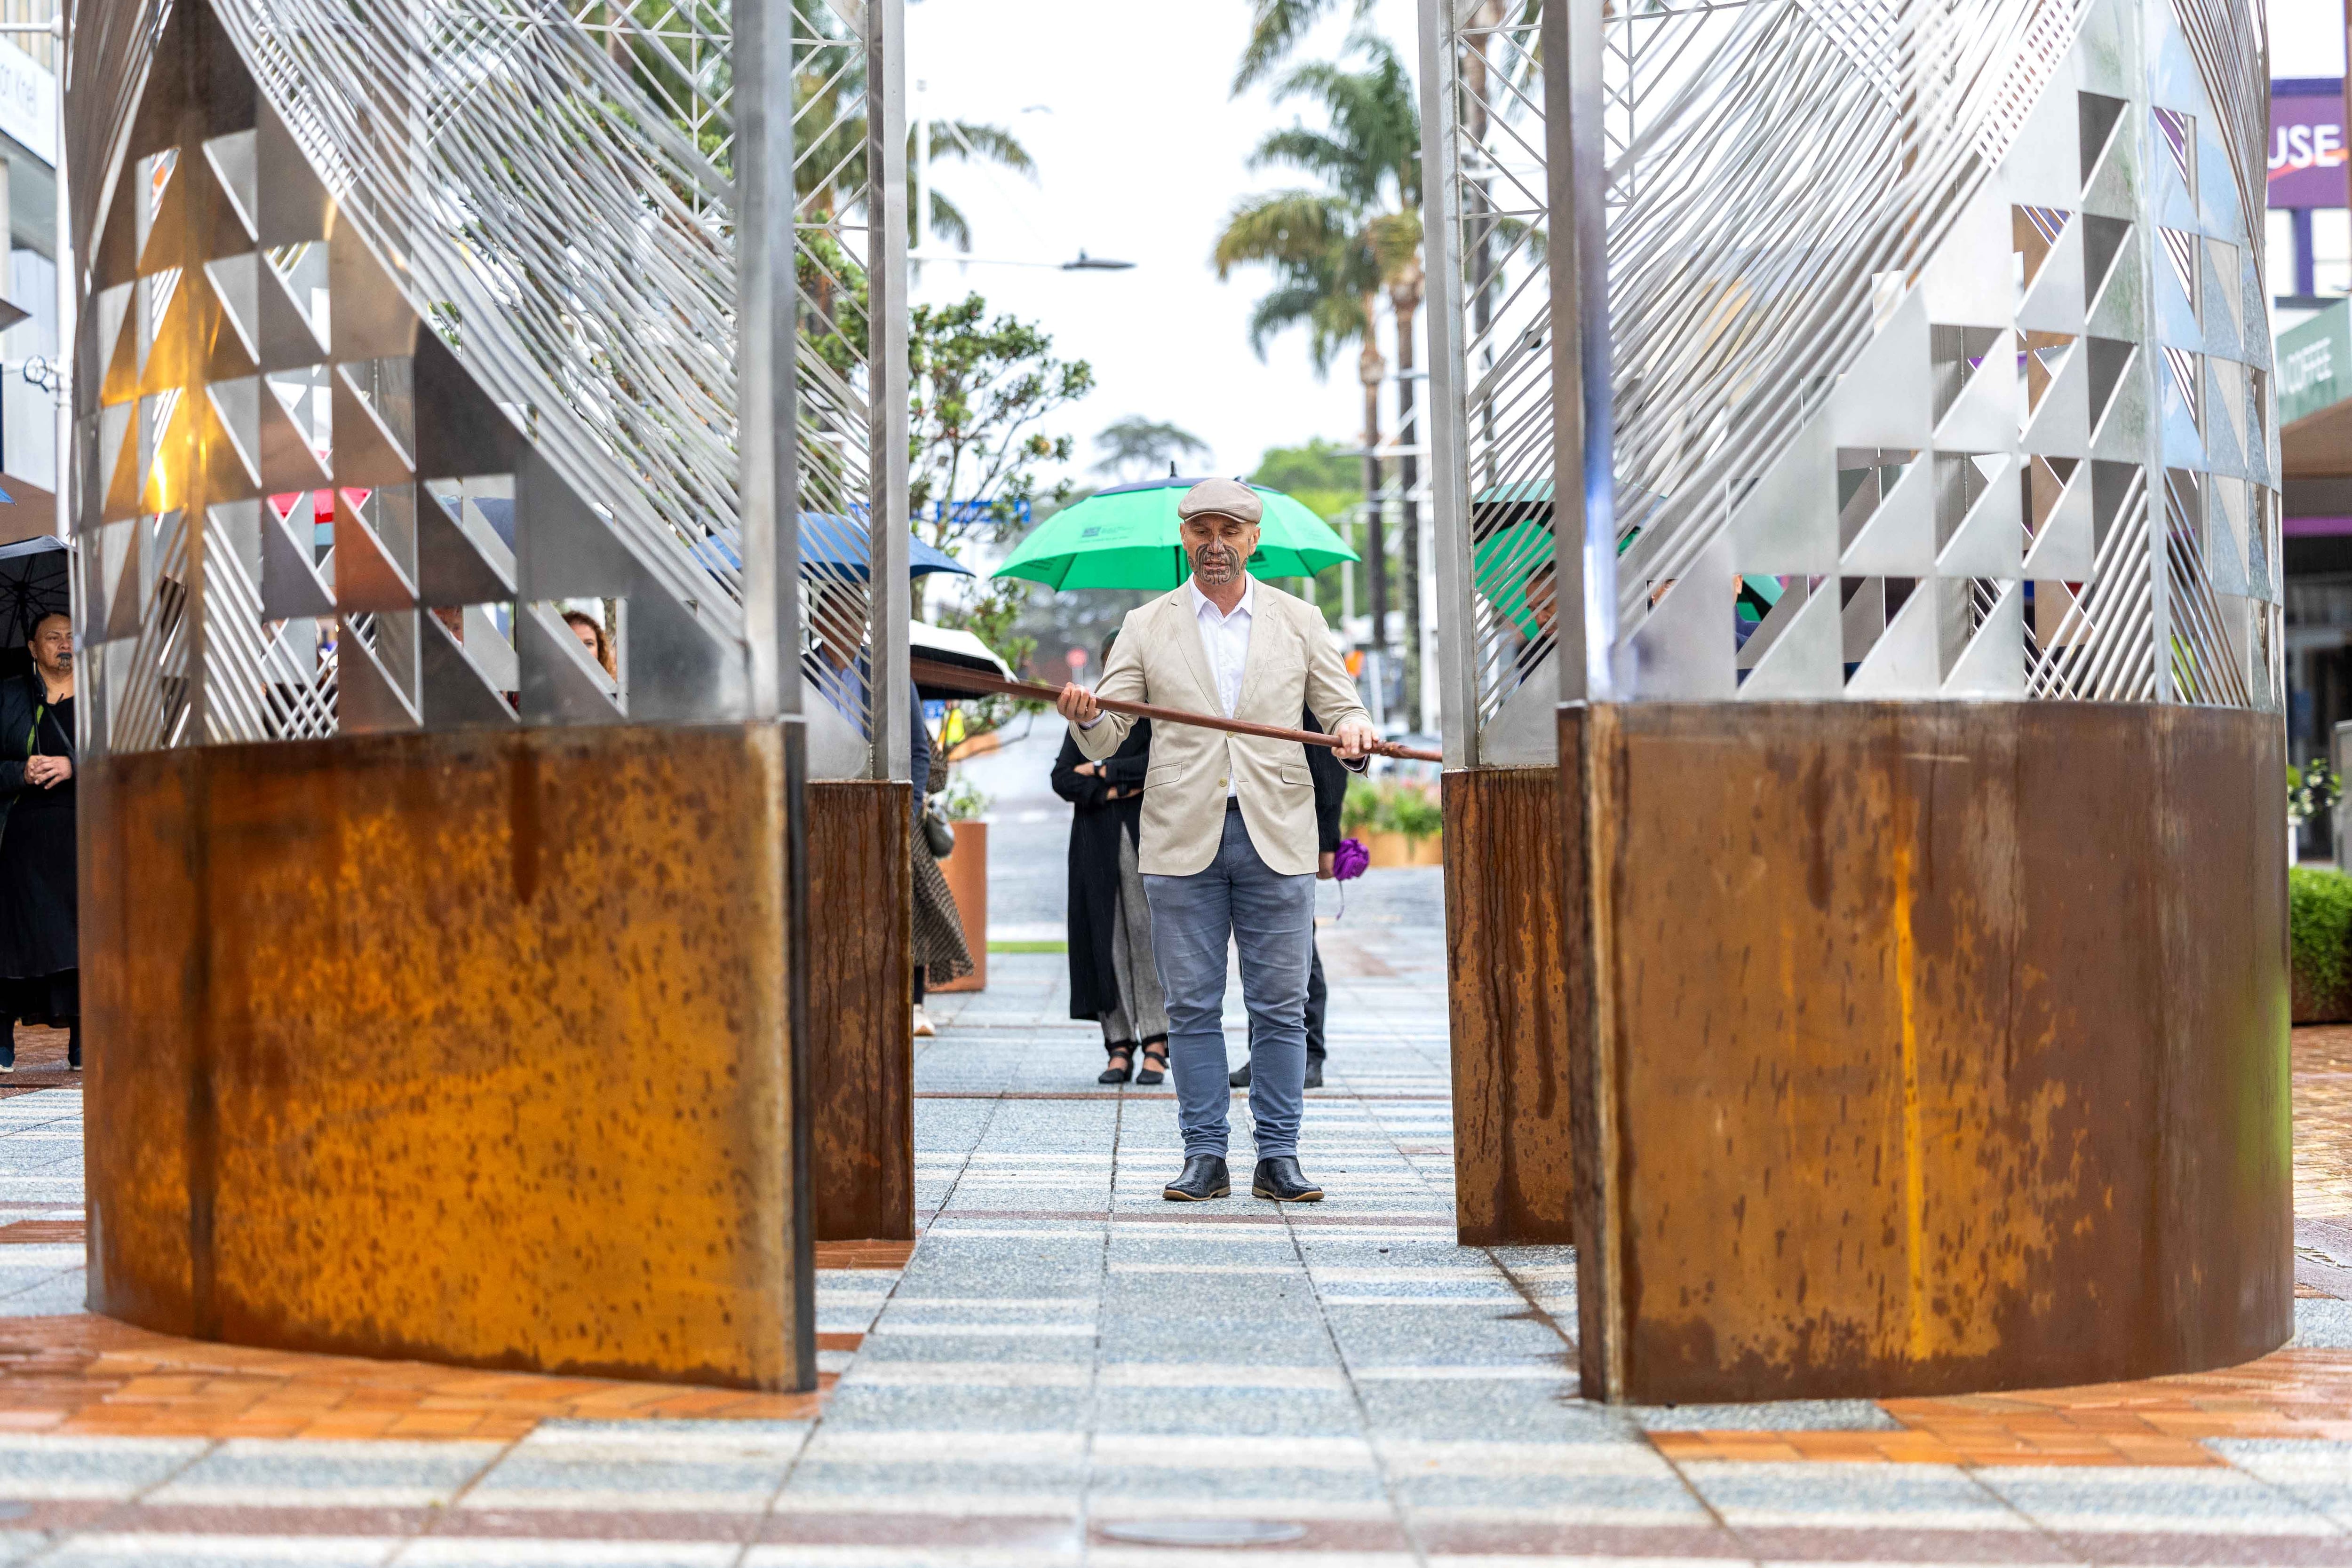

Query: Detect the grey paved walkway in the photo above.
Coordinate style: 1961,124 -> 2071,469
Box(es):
1,876 -> 2350,1563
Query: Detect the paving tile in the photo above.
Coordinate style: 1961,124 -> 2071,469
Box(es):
459,1422 -> 807,1513
150,1438 -> 508,1506
37,1534 -> 403,1565
0,1432 -> 209,1497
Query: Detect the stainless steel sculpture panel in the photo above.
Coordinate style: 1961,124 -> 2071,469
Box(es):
64,0 -> 906,772
1424,0 -> 2280,725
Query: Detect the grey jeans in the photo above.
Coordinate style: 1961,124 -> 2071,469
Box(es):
1143,808 -> 1316,1160
1102,829 -> 1169,1047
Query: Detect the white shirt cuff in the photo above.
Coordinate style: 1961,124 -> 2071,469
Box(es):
1077,713 -> 1104,729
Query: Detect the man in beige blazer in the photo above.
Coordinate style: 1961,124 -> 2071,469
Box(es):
1058,478 -> 1375,1203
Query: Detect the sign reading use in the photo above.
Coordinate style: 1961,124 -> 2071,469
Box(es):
2280,300 -> 2352,427
2274,84 -> 2349,209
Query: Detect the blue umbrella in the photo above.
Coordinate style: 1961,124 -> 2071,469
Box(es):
455,499 -> 971,582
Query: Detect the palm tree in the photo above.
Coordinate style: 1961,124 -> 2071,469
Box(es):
1221,38 -> 1425,709
1232,0 -> 1374,93
1093,417 -> 1212,479
1214,189 -> 1391,663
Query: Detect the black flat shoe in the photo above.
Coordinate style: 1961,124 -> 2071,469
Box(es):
1098,1043 -> 1136,1085
1252,1156 -> 1323,1202
1303,1059 -> 1323,1089
1135,1040 -> 1169,1086
1163,1154 -> 1230,1201
1228,1062 -> 1251,1088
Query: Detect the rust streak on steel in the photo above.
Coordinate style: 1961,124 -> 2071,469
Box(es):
81,725 -> 810,1391
1566,701 -> 2292,1403
909,657 -> 1444,763
804,780 -> 915,1243
1443,765 -> 1577,1245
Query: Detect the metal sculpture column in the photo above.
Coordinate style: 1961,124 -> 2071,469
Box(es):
1419,0 -> 1601,1245
67,0 -> 813,1388
793,0 -> 918,1245
1537,0 -> 2291,1400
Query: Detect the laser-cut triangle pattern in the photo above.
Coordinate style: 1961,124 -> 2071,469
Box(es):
72,0 -> 744,752
1661,0 -> 2279,708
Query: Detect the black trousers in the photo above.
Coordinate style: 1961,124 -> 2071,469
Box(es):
1303,942 -> 1327,1060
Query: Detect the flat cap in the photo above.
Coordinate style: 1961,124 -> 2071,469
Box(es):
1177,477 -> 1263,526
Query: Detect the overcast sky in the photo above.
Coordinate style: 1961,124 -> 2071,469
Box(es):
908,0 -> 2337,499
903,0 -> 1423,494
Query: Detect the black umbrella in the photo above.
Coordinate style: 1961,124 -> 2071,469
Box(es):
0,538 -> 69,650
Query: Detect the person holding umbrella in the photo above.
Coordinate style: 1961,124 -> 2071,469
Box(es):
0,606 -> 79,1073
1055,479 -> 1375,1204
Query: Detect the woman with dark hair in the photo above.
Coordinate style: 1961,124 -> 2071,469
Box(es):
1052,631 -> 1167,1085
0,613 -> 79,1074
562,609 -> 617,678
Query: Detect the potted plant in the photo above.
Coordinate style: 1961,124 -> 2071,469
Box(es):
931,772 -> 992,994
1388,784 -> 1444,867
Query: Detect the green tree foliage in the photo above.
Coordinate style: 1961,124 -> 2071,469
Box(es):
910,295 -> 1096,731
2292,866 -> 2352,1018
1251,437 -> 1359,520
1092,416 -> 1211,479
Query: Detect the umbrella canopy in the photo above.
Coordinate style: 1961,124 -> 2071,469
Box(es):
455,499 -> 973,582
683,515 -> 974,579
909,620 -> 1014,700
992,477 -> 1359,591
0,538 -> 69,649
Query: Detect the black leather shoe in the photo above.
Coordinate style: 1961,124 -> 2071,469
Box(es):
1097,1043 -> 1135,1085
1303,1058 -> 1323,1089
1252,1156 -> 1323,1202
1228,1062 -> 1251,1088
1163,1154 -> 1230,1201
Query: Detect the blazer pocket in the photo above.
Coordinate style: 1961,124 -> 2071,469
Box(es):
1144,761 -> 1186,790
1277,764 -> 1311,787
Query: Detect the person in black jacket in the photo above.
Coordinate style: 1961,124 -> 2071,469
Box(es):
0,614 -> 78,1075
1230,706 -> 1346,1092
1051,636 -> 1168,1084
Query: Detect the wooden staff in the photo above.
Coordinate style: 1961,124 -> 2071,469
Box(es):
909,656 -> 1444,764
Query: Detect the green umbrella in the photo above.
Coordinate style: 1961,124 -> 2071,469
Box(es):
992,477 -> 1359,591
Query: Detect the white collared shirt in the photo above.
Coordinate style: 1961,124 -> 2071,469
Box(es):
1188,577 -> 1255,719
1188,578 -> 1254,799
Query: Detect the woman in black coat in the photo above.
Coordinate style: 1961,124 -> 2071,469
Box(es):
0,612 -> 78,1074
1052,711 -> 1168,1085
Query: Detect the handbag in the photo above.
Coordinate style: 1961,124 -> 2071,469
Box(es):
922,798 -> 957,858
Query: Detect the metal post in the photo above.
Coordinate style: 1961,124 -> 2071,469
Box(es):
1541,0 -> 1614,701
867,0 -> 911,783
2137,0 -> 2170,705
1419,0 -> 1478,767
50,4 -> 67,546
736,0 -> 800,722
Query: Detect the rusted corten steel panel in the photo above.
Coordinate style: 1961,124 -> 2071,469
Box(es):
1565,701 -> 2292,1402
80,724 -> 813,1391
805,780 -> 914,1242
1444,765 -> 1578,1245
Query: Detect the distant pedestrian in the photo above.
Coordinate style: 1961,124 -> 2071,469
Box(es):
0,613 -> 79,1074
1054,633 -> 1167,1085
562,609 -> 617,678
911,723 -> 971,1037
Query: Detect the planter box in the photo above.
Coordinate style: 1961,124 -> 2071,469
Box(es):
1363,831 -> 1443,869
931,820 -> 989,993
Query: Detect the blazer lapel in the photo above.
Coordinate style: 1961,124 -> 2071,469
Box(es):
1164,587 -> 1220,713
